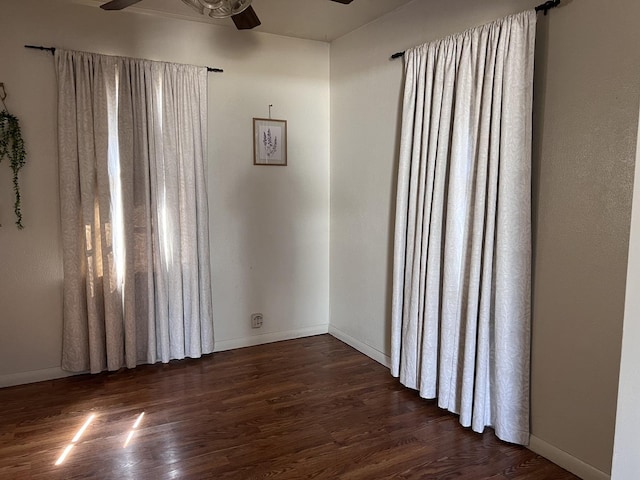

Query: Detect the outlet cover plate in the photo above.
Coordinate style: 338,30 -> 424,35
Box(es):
251,313 -> 263,328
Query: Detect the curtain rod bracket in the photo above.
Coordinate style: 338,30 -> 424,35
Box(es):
535,0 -> 560,15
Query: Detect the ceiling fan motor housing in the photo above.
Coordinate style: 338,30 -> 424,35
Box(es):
181,0 -> 252,19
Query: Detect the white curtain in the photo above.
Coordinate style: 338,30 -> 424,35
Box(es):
56,49 -> 214,374
391,11 -> 536,445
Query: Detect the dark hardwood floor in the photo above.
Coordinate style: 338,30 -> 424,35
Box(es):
0,334 -> 577,479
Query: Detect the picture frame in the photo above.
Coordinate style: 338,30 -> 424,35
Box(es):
253,118 -> 287,166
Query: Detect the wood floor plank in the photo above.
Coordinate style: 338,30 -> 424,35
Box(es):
0,334 -> 578,479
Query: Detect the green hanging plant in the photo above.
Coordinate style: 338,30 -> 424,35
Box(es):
0,109 -> 26,229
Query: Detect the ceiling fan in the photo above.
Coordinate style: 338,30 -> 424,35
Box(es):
100,0 -> 355,30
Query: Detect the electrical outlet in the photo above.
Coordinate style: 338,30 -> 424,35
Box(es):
251,313 -> 263,329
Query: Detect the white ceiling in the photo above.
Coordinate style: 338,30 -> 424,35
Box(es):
77,0 -> 415,42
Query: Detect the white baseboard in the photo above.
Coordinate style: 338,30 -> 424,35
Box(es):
0,366 -> 80,388
1,325 -> 330,388
328,325 -> 391,368
529,435 -> 610,480
213,324 -> 330,352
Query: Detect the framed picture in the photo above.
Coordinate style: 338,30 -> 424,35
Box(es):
253,118 -> 287,166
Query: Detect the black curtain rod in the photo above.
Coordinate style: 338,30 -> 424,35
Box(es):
24,45 -> 224,73
390,0 -> 561,60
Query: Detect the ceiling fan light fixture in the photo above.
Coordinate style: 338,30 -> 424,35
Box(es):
181,0 -> 252,19
181,0 -> 205,15
207,0 -> 252,19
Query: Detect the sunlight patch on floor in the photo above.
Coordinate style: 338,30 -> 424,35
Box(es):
55,413 -> 96,465
123,412 -> 145,448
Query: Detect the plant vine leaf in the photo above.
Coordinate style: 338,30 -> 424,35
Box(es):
0,109 -> 26,229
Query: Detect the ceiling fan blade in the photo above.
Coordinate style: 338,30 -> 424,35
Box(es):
232,6 -> 261,30
330,0 -> 354,4
100,0 -> 143,10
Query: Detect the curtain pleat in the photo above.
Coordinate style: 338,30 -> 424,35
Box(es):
391,10 -> 536,445
56,50 -> 214,374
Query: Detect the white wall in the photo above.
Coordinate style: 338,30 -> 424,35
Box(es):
612,101 -> 640,480
330,0 -> 640,478
0,0 -> 330,386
